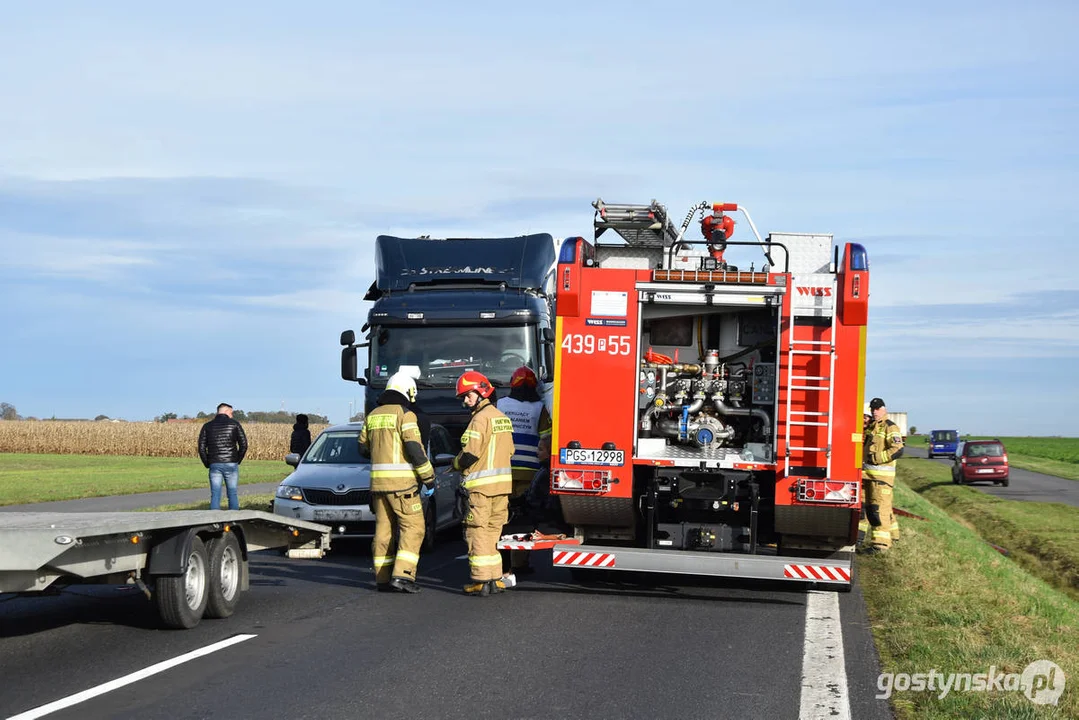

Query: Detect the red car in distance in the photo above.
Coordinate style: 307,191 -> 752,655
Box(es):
952,439 -> 1010,487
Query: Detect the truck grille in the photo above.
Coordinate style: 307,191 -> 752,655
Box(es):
302,488 -> 371,506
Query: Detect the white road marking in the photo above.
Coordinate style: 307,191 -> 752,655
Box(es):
8,634 -> 257,719
799,591 -> 851,720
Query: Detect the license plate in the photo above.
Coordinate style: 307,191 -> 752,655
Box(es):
976,468 -> 996,474
313,509 -> 369,521
561,448 -> 624,466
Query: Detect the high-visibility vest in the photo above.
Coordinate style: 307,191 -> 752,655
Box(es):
455,400 -> 515,496
360,405 -> 433,492
863,419 -> 903,476
496,397 -> 547,472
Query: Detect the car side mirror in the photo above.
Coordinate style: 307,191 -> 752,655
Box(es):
433,453 -> 455,468
285,453 -> 301,467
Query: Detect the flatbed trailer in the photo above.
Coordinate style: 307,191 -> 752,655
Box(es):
0,510 -> 331,629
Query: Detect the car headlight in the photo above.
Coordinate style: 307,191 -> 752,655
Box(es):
276,485 -> 304,501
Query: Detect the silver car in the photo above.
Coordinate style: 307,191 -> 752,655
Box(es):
271,421 -> 462,547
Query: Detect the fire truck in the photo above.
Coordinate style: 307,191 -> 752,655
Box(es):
545,199 -> 870,590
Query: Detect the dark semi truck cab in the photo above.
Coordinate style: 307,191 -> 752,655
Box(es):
341,234 -> 557,436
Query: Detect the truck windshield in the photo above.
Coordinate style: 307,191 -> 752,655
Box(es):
369,325 -> 538,388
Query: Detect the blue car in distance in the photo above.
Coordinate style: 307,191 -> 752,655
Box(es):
927,429 -> 959,459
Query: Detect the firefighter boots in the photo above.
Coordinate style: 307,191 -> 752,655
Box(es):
464,581 -> 491,596
390,577 -> 421,594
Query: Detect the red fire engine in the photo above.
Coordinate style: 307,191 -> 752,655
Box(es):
546,199 -> 870,589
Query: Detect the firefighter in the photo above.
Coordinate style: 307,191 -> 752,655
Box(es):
859,397 -> 904,555
496,366 -> 552,580
358,370 -> 436,593
454,370 -> 515,596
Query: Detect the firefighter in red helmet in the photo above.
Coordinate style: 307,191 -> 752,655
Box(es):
496,366 -> 552,582
454,370 -> 516,595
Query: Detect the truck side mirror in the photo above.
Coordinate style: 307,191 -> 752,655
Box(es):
341,346 -> 358,381
341,329 -> 356,346
542,327 -> 555,342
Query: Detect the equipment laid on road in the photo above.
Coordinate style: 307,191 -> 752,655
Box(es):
0,510 -> 331,629
541,198 -> 871,590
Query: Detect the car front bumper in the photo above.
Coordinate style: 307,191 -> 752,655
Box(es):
273,499 -> 377,538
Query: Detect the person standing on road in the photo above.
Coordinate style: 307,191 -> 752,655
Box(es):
197,403 -> 248,511
290,413 -> 312,456
454,370 -> 515,596
859,397 -> 904,554
358,371 -> 436,594
496,366 -> 552,582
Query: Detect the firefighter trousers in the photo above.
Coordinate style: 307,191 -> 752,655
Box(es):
863,469 -> 896,550
371,489 -> 426,584
464,491 -> 509,582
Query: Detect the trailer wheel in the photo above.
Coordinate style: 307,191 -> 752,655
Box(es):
155,536 -> 210,629
205,533 -> 243,619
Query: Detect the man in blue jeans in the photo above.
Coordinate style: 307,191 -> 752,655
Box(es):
197,403 -> 249,510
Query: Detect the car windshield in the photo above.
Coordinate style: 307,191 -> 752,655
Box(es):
304,431 -> 367,464
369,324 -> 539,388
967,443 -> 1004,458
933,431 -> 958,442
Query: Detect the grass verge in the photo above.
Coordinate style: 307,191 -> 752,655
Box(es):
0,453 -> 292,506
138,493 -> 276,513
1006,455 -> 1079,482
900,458 -> 1079,601
858,466 -> 1079,718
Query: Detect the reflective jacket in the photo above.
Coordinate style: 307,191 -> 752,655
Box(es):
454,399 -> 515,496
360,403 -> 434,493
864,419 -> 904,476
496,396 -> 551,472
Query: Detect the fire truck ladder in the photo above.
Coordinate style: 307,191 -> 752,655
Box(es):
592,198 -> 681,247
783,277 -> 839,477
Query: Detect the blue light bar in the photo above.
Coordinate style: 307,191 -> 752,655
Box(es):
848,243 -> 868,271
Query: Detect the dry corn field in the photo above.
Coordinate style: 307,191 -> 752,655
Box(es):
0,421 -> 330,460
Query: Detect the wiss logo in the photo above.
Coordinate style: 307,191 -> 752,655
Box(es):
796,287 -> 832,297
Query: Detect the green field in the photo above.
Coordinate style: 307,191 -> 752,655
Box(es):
0,453 -> 293,506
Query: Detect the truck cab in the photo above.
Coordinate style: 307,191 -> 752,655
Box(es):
341,234 -> 557,436
927,429 -> 959,459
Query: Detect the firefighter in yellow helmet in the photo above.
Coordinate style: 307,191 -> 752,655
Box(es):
358,369 -> 435,592
454,370 -> 515,596
859,397 -> 904,555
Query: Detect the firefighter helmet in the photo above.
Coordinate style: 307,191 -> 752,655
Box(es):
386,371 -> 418,403
456,370 -> 493,398
510,366 -> 538,389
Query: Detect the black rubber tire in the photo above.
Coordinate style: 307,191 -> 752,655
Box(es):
155,536 -> 210,629
423,500 -> 437,552
927,452 -> 933,460
205,533 -> 243,619
1001,476 -> 1010,487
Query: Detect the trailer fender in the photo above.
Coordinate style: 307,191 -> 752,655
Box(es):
147,528 -> 202,576
148,525 -> 248,579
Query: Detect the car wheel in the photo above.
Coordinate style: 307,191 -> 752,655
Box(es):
423,500 -> 437,552
927,452 -> 933,459
1001,476 -> 1010,487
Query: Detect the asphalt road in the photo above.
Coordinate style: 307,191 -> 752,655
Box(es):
0,496 -> 893,720
904,447 -> 1079,507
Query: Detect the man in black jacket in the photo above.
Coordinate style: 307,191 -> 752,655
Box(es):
198,403 -> 249,510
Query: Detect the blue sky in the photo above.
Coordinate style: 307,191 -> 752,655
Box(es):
1,1 -> 1076,435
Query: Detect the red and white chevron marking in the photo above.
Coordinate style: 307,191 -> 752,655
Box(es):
498,542 -> 535,550
553,550 -> 616,568
783,564 -> 850,583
